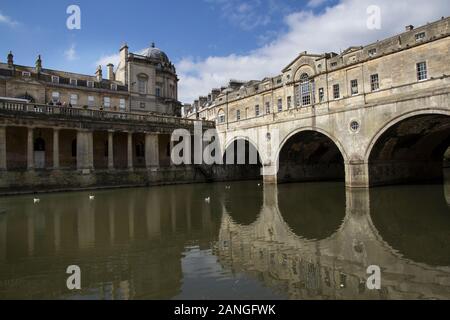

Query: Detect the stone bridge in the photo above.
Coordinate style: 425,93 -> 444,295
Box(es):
217,77 -> 450,187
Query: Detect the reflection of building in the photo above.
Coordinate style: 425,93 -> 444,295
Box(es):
0,43 -> 180,116
217,185 -> 450,300
0,185 -> 219,299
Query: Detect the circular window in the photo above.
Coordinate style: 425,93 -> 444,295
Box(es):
350,120 -> 360,132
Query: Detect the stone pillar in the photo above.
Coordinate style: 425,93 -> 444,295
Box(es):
261,164 -> 277,184
127,132 -> 133,170
108,131 -> 114,170
27,127 -> 34,170
77,130 -> 93,171
345,161 -> 370,188
145,133 -> 159,168
53,128 -> 60,170
0,126 -> 6,170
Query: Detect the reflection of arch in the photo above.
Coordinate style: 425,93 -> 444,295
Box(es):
33,137 -> 45,151
365,110 -> 450,186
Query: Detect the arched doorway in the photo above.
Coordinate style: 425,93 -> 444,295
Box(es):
368,114 -> 450,186
277,130 -> 345,183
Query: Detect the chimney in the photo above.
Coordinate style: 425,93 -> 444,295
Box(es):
106,63 -> 115,80
35,55 -> 42,73
405,25 -> 414,31
7,51 -> 14,68
96,65 -> 103,81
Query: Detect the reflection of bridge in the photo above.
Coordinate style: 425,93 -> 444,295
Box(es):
217,185 -> 450,299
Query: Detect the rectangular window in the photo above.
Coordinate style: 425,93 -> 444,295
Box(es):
333,84 -> 340,99
415,32 -> 426,42
119,98 -> 126,110
51,91 -> 60,102
368,48 -> 377,57
111,83 -> 117,91
22,71 -> 31,77
350,79 -> 358,95
88,96 -> 95,107
140,102 -> 146,109
70,94 -> 78,106
265,102 -> 271,114
331,62 -> 337,67
287,96 -> 292,109
70,78 -> 77,86
236,110 -> 241,121
319,88 -> 324,102
417,62 -> 427,81
277,99 -> 283,112
87,81 -> 94,88
51,76 -> 59,84
103,97 -> 111,108
138,79 -> 147,94
218,113 -> 225,124
370,74 -> 380,91
155,87 -> 161,97
255,105 -> 260,117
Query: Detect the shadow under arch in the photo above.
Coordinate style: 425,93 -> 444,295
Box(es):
215,138 -> 263,182
277,128 -> 346,183
365,110 -> 450,186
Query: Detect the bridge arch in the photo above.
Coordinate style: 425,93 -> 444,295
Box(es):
365,109 -> 450,186
276,127 -> 348,183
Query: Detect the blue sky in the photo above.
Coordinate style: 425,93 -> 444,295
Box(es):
0,0 -> 449,102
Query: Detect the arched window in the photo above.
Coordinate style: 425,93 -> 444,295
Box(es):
34,137 -> 45,151
217,109 -> 226,124
299,73 -> 312,107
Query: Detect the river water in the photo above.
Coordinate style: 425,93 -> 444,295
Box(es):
0,179 -> 449,299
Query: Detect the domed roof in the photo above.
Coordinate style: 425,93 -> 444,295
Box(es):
142,43 -> 169,63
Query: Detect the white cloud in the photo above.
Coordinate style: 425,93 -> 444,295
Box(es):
64,44 -> 78,61
96,52 -> 120,68
178,0 -> 450,103
0,11 -> 19,27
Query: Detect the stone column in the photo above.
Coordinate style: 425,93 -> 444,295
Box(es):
145,133 -> 159,168
108,130 -> 114,170
345,161 -> 370,188
77,130 -> 93,171
0,126 -> 6,170
127,132 -> 133,170
261,164 -> 277,184
53,128 -> 60,170
27,127 -> 34,170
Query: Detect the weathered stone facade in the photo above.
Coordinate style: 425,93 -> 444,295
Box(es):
0,43 -> 181,116
187,17 -> 450,188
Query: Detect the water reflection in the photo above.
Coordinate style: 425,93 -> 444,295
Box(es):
0,180 -> 449,300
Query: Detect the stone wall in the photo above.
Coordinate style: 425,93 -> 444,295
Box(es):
0,166 -> 208,195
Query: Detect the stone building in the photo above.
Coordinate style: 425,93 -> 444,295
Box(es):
186,17 -> 450,125
185,17 -> 450,188
0,43 -> 181,116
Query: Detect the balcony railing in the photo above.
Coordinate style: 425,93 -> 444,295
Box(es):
0,98 -> 215,128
